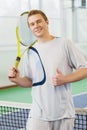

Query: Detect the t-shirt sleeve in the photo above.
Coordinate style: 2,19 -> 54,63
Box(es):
65,39 -> 87,69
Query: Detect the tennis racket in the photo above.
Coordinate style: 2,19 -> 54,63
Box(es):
14,11 -> 36,68
13,11 -> 46,86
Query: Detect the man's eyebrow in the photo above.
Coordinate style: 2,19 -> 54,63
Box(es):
29,19 -> 42,25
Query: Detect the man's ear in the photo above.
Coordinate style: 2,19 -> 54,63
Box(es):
46,20 -> 49,24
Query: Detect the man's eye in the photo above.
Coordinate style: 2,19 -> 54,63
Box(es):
30,23 -> 34,26
37,20 -> 42,24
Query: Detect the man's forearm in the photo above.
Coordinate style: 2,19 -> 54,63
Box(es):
64,68 -> 87,84
13,76 -> 32,88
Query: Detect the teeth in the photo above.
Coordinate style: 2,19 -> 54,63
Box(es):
35,28 -> 42,32
36,29 -> 41,32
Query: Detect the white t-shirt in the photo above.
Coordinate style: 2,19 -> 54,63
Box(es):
23,37 -> 87,121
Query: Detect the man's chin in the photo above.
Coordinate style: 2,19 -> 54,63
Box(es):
35,34 -> 42,38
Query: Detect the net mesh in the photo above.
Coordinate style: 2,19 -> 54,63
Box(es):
74,108 -> 87,130
0,101 -> 87,130
0,101 -> 31,130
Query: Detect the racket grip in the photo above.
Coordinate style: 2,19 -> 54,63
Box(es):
14,56 -> 21,69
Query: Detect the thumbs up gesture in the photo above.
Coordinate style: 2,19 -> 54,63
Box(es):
52,68 -> 65,87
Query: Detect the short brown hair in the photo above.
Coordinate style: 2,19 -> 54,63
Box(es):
28,9 -> 48,21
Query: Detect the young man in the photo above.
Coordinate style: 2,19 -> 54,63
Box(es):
8,10 -> 87,130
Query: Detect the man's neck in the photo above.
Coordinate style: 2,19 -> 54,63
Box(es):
37,35 -> 54,43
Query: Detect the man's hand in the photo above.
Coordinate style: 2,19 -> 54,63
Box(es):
52,68 -> 65,87
8,67 -> 20,82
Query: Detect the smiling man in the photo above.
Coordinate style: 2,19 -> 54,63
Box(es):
8,10 -> 87,130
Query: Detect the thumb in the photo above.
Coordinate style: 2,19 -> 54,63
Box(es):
55,68 -> 62,75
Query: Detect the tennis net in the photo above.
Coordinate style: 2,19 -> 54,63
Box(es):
0,101 -> 31,130
0,101 -> 87,130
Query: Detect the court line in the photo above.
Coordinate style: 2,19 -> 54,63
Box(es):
73,92 -> 87,97
0,84 -> 17,89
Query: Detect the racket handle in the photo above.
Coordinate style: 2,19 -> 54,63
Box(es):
14,56 -> 21,68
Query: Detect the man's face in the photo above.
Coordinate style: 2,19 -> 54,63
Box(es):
28,14 -> 48,38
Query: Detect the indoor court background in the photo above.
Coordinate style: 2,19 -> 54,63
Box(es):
0,1 -> 87,129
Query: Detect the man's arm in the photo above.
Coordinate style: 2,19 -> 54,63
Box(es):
52,68 -> 87,86
8,67 -> 32,88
